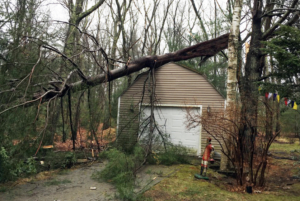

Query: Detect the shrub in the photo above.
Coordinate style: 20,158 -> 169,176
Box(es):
44,151 -> 79,170
93,145 -> 144,200
0,147 -> 38,183
149,143 -> 191,166
0,147 -> 13,182
62,152 -> 76,168
93,143 -> 190,200
20,157 -> 37,175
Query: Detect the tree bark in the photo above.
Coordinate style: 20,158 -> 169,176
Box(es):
240,0 -> 264,183
220,0 -> 242,171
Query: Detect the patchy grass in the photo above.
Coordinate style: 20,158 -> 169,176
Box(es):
57,169 -> 70,175
275,137 -> 293,143
44,179 -> 71,186
269,140 -> 300,179
141,164 -> 300,201
144,169 -> 164,177
140,140 -> 300,201
270,141 -> 300,152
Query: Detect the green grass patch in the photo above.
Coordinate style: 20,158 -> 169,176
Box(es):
270,141 -> 300,152
141,164 -> 300,201
44,179 -> 71,186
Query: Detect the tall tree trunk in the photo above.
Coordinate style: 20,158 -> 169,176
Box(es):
149,68 -> 156,154
240,0 -> 263,183
220,0 -> 242,171
264,0 -> 275,140
63,0 -> 105,58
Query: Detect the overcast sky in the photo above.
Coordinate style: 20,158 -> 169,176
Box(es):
42,0 -> 69,21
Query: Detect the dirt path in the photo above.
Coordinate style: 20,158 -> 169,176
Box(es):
0,162 -> 178,201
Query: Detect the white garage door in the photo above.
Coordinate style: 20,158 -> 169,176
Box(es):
140,105 -> 202,155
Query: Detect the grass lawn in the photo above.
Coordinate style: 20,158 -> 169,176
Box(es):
270,139 -> 300,152
141,140 -> 300,201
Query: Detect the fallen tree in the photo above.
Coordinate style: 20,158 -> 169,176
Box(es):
1,33 -> 229,114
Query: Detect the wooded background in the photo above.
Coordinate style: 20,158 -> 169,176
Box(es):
1,0 -> 300,185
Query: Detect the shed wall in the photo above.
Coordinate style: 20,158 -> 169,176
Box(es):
117,63 -> 225,153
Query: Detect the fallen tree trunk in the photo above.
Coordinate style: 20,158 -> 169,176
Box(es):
32,33 -> 228,104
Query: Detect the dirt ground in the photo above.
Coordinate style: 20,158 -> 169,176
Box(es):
0,162 -> 178,201
1,140 -> 299,201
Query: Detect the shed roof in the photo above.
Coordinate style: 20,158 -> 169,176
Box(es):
120,62 -> 225,99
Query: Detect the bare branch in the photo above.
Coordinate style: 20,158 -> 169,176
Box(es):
262,0 -> 299,40
77,0 -> 105,24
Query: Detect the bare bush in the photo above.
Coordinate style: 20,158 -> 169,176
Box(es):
186,100 -> 280,186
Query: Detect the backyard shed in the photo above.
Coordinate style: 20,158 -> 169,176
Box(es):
117,62 -> 225,156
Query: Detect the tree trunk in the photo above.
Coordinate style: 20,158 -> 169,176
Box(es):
220,0 -> 242,171
240,0 -> 263,183
63,0 -> 105,58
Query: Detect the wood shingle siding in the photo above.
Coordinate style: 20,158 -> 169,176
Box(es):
117,62 -> 225,154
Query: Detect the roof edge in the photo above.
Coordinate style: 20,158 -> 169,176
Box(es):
119,62 -> 225,100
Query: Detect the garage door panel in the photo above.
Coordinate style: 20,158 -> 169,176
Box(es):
140,105 -> 202,155
169,131 -> 182,135
171,120 -> 183,125
172,114 -> 183,118
171,120 -> 184,126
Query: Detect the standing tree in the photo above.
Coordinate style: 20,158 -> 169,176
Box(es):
220,0 -> 243,171
239,0 -> 299,185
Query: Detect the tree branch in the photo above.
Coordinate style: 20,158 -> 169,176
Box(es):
261,8 -> 300,18
2,34 -> 229,112
41,33 -> 229,100
262,0 -> 299,40
77,0 -> 105,24
190,0 -> 208,40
